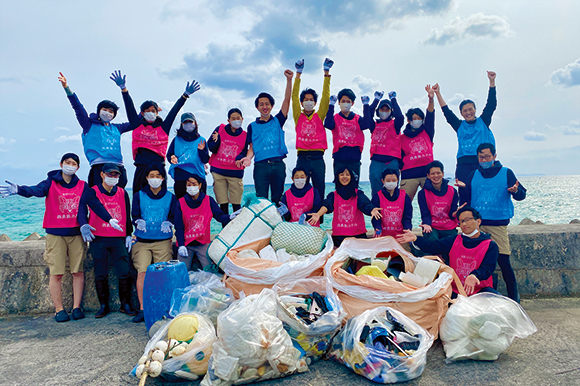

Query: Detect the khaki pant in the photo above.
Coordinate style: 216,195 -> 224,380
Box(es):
212,172 -> 244,205
480,225 -> 511,255
400,177 -> 426,201
43,234 -> 87,275
131,239 -> 173,273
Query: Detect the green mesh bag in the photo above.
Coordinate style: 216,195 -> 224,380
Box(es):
270,222 -> 329,256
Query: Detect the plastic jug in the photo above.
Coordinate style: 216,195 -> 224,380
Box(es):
143,260 -> 190,331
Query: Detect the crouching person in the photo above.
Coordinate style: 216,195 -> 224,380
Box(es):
131,163 -> 177,323
174,174 -> 232,271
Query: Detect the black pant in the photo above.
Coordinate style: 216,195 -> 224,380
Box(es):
253,160 -> 286,205
90,237 -> 131,282
455,162 -> 478,198
497,253 -> 520,302
173,179 -> 207,199
133,164 -> 150,194
88,164 -> 128,189
296,155 -> 326,200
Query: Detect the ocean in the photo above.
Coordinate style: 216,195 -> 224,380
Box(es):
1,175 -> 579,241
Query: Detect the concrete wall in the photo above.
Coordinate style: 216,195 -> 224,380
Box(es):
1,224 -> 579,315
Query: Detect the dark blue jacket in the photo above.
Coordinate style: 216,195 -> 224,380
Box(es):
280,183 -> 322,221
77,184 -> 133,235
368,97 -> 405,164
323,104 -> 372,162
174,192 -> 230,247
67,93 -> 133,137
166,128 -> 210,181
131,185 -> 177,243
417,179 -> 459,226
207,124 -> 249,178
371,187 -> 413,231
400,110 -> 435,179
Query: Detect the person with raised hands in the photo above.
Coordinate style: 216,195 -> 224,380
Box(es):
58,72 -> 132,188
0,153 -> 121,323
291,57 -> 333,200
110,70 -> 200,194
367,90 -> 405,198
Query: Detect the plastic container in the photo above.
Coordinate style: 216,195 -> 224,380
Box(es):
143,260 -> 190,330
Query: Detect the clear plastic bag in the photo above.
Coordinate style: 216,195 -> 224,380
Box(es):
132,312 -> 216,381
273,277 -> 347,362
201,289 -> 308,385
439,292 -> 537,362
329,306 -> 434,383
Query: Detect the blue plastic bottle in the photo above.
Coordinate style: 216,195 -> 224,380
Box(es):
143,260 -> 190,331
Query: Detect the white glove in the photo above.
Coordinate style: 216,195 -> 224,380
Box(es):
295,59 -> 304,73
230,208 -> 242,220
109,218 -> 123,231
178,246 -> 188,258
388,91 -> 397,99
374,91 -> 384,100
361,95 -> 370,105
80,224 -> 96,243
135,219 -> 147,232
329,95 -> 337,105
0,179 -> 18,198
160,220 -> 173,233
125,236 -> 133,253
277,203 -> 289,216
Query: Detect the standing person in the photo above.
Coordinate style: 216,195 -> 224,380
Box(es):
110,70 -> 201,194
371,169 -> 413,240
78,163 -> 135,318
246,69 -> 294,205
0,153 -> 120,322
323,88 -> 372,186
174,174 -> 233,271
167,113 -> 210,199
396,206 -> 501,297
280,167 -> 322,226
367,90 -> 405,198
291,57 -> 333,199
58,72 -> 132,188
308,167 -> 381,247
432,71 -> 497,194
456,143 -> 525,302
130,163 -> 177,323
399,85 -> 436,201
207,108 -> 250,215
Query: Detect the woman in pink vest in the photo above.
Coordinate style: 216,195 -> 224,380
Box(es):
397,206 -> 501,297
371,169 -> 413,242
207,108 -> 250,215
308,167 -> 381,247
174,174 -> 233,271
280,167 -> 322,226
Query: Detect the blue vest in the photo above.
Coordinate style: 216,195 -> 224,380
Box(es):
134,190 -> 173,240
82,123 -> 123,165
456,117 -> 495,159
471,167 -> 514,220
169,136 -> 206,179
250,117 -> 288,162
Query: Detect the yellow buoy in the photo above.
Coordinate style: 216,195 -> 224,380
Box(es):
167,314 -> 199,341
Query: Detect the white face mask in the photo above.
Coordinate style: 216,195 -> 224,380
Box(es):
148,178 -> 163,189
182,122 -> 196,132
379,111 -> 391,120
294,178 -> 306,189
384,181 -> 398,191
104,176 -> 119,187
303,101 -> 315,111
143,111 -> 157,123
340,103 -> 352,114
62,165 -> 78,176
410,119 -> 423,129
99,110 -> 114,122
187,186 -> 199,196
230,120 -> 243,129
464,228 -> 479,237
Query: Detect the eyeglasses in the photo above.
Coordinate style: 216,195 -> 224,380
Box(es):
460,217 -> 475,224
478,154 -> 494,161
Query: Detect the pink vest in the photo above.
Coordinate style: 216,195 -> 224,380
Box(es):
332,190 -> 367,236
332,114 -> 364,153
285,188 -> 319,226
449,236 -> 493,294
43,179 -> 85,229
132,124 -> 169,160
88,186 -> 127,237
296,113 -> 327,150
425,186 -> 458,231
209,124 -> 247,170
400,130 -> 433,171
370,120 -> 401,158
378,189 -> 406,237
179,195 -> 212,246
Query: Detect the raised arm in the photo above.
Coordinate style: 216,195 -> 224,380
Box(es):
280,69 -> 294,118
111,70 -> 141,129
317,58 -> 333,119
323,97 -> 337,129
390,92 -> 404,133
292,59 -> 303,123
163,80 -> 200,134
433,83 -> 462,131
480,71 -> 497,127
59,72 -> 92,133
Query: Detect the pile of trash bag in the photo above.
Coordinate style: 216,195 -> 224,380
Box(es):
439,292 -> 537,362
329,306 -> 434,383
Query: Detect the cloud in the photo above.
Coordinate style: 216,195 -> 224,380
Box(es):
549,58 -> 580,88
0,76 -> 23,84
54,126 -> 71,132
545,121 -> 580,135
524,131 -> 547,141
423,13 -> 514,46
39,138 -> 46,142
0,137 -> 4,145
54,134 -> 81,143
351,75 -> 382,97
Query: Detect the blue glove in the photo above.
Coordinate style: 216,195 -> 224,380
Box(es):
374,91 -> 384,100
298,213 -> 308,225
161,221 -> 173,233
0,180 -> 18,198
323,58 -> 334,71
295,59 -> 304,73
135,219 -> 147,232
277,203 -> 289,216
361,95 -> 370,105
80,224 -> 96,243
110,70 -> 126,89
109,219 -> 123,231
375,229 -> 382,237
388,91 -> 397,99
230,208 -> 242,220
125,236 -> 133,253
329,95 -> 338,105
184,80 -> 200,96
178,246 -> 188,258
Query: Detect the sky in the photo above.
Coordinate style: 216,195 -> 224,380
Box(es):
1,0 -> 579,187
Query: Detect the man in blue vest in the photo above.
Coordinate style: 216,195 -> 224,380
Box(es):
457,143 -> 526,302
